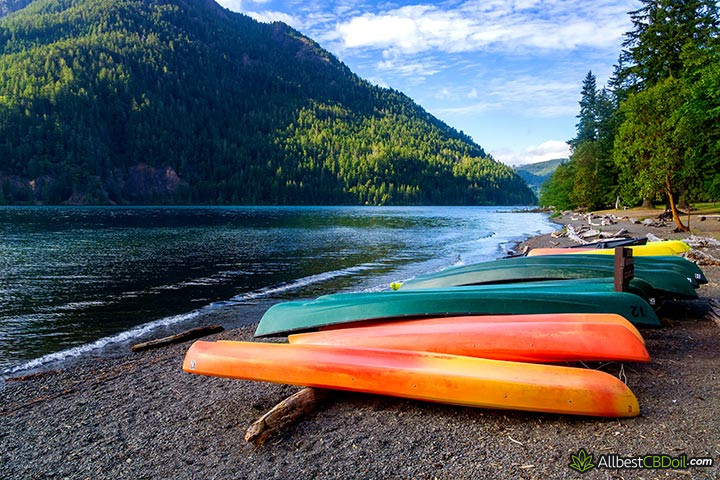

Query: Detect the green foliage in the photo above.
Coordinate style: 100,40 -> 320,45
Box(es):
613,77 -> 689,205
614,0 -> 719,92
677,46 -> 720,202
0,0 -> 535,205
570,71 -> 598,147
538,161 -> 575,210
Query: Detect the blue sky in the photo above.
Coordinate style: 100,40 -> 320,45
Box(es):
216,0 -> 639,165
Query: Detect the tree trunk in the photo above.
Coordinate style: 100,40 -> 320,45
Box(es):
665,180 -> 689,232
641,198 -> 654,208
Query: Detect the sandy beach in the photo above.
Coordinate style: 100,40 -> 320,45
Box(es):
2,210 -> 720,479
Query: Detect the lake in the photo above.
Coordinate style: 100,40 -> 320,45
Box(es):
0,206 -> 555,376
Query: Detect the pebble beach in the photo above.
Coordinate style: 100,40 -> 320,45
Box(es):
2,211 -> 720,479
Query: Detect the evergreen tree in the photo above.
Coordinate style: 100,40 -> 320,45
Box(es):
570,71 -> 598,148
614,0 -> 719,92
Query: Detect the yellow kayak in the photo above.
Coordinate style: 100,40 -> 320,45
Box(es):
528,240 -> 690,257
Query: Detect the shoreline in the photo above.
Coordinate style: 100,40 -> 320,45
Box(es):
2,212 -> 720,479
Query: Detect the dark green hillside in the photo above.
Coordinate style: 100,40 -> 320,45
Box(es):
515,158 -> 566,196
0,0 -> 535,205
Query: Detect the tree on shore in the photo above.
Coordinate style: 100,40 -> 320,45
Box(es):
613,77 -> 690,231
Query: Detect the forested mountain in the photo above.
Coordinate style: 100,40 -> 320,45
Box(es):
0,0 -> 535,205
514,158 -> 565,195
540,0 -> 719,230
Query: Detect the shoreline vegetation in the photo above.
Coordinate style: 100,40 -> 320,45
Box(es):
538,1 -> 720,233
2,211 -> 719,479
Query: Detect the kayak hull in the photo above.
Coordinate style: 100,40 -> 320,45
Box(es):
254,289 -> 660,337
529,240 -> 690,256
183,340 -> 640,417
289,314 -> 650,363
529,246 -> 676,256
400,255 -> 703,295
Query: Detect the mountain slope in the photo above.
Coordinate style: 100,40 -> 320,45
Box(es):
0,0 -> 536,205
515,158 -> 566,196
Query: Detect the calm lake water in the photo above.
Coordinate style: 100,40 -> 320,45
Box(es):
0,206 -> 555,376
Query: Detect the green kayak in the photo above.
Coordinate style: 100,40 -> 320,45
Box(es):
567,254 -> 706,284
255,289 -> 660,337
396,278 -> 658,303
399,256 -> 699,298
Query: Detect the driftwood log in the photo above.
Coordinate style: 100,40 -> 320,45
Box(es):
131,325 -> 224,352
245,387 -> 329,445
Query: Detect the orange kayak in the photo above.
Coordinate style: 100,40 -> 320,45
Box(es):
322,313 -> 645,344
289,315 -> 650,363
183,341 -> 640,417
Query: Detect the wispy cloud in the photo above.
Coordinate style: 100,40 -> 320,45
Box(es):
434,74 -> 579,117
492,140 -> 570,166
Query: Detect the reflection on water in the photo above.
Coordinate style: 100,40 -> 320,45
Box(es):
0,206 -> 554,373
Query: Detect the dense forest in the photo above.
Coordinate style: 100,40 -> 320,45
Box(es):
540,0 -> 720,230
0,0 -> 535,206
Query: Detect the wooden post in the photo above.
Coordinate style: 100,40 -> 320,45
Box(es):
614,247 -> 634,292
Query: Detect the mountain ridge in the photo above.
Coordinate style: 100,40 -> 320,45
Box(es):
0,0 -> 536,205
515,158 -> 566,197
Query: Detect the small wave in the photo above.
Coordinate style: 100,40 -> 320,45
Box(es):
2,263 -> 376,377
226,263 -> 375,303
2,309 -> 202,377
48,300 -> 108,312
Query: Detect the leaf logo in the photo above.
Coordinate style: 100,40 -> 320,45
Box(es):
569,448 -> 596,473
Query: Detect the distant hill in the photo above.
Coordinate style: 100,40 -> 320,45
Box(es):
515,158 -> 567,196
0,0 -> 535,205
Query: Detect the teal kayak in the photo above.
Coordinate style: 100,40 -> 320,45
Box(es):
255,289 -> 660,337
567,254 -> 706,284
398,278 -> 658,303
400,256 -> 699,298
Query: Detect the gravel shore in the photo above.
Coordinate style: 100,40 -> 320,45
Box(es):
2,211 -> 720,479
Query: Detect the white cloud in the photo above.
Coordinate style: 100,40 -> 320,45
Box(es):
492,140 -> 570,166
330,0 -> 636,56
376,58 -> 442,77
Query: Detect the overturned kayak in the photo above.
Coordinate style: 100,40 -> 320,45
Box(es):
183,340 -> 640,417
388,278 -> 660,304
529,240 -> 690,257
399,255 -> 703,296
254,289 -> 660,337
289,314 -> 650,363
568,237 -> 647,249
529,244 -> 677,257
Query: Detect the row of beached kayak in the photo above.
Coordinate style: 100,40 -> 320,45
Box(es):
183,239 -> 702,418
